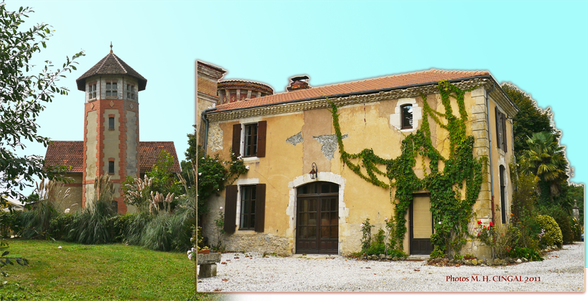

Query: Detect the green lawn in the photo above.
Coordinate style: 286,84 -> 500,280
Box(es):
0,239 -> 217,300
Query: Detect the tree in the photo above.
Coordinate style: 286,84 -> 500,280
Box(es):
520,131 -> 568,205
0,2 -> 84,207
501,83 -> 554,159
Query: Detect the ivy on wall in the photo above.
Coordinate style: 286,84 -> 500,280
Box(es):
330,81 -> 486,256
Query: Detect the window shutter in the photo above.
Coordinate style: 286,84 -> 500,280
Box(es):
232,124 -> 241,157
502,113 -> 508,152
255,184 -> 266,232
494,107 -> 501,150
257,121 -> 267,158
224,185 -> 238,234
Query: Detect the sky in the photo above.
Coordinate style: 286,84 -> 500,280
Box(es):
5,0 -> 587,299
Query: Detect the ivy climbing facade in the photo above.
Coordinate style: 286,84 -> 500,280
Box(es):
198,63 -> 518,259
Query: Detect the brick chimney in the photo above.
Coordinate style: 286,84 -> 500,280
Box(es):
287,75 -> 310,91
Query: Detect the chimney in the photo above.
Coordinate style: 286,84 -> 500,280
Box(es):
287,75 -> 310,91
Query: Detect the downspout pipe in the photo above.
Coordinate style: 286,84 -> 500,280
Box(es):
485,82 -> 495,225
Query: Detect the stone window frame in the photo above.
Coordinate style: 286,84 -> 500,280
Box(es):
390,98 -> 422,132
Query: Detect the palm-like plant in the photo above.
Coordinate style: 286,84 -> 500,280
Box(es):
520,131 -> 568,203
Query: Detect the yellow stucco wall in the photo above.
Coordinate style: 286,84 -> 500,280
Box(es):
204,87 -> 514,257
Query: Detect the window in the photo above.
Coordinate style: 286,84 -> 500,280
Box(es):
401,104 -> 413,129
223,184 -> 266,234
500,165 -> 507,224
244,124 -> 258,157
239,185 -> 256,230
108,116 -> 115,130
126,84 -> 135,100
495,107 -> 508,152
88,83 -> 97,99
106,81 -> 117,97
232,121 -> 267,158
108,160 -> 115,174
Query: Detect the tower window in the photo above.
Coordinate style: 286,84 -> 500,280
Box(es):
108,160 -> 115,174
126,84 -> 136,100
88,83 -> 97,99
106,81 -> 117,97
108,117 -> 115,130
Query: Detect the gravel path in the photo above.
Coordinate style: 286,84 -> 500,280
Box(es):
197,242 -> 585,292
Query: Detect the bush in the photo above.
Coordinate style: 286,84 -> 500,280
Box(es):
536,215 -> 563,248
507,247 -> 543,261
546,208 -> 574,244
49,213 -> 75,240
18,201 -> 58,239
67,197 -> 117,244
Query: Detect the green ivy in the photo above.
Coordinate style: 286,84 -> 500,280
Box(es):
330,81 -> 485,256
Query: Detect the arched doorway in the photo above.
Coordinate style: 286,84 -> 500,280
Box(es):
296,182 -> 339,254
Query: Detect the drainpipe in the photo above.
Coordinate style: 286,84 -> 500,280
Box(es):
201,107 -> 216,156
485,82 -> 495,225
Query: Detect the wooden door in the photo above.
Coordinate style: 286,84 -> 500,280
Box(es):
296,182 -> 339,254
410,194 -> 433,255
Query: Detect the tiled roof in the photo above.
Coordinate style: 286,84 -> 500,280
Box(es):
44,141 -> 84,172
212,69 -> 490,112
76,52 -> 148,91
44,141 -> 181,174
138,142 -> 181,174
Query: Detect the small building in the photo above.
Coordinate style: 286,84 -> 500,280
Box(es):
197,62 -> 517,259
44,47 -> 180,214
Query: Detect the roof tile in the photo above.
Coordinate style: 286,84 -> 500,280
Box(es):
44,141 -> 181,175
213,69 -> 489,112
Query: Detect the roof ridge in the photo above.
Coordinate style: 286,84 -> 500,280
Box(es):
111,53 -> 127,73
94,55 -> 110,76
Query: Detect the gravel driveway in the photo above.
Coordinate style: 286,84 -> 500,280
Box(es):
197,242 -> 585,292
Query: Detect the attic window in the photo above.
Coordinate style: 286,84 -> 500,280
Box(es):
106,81 -> 117,97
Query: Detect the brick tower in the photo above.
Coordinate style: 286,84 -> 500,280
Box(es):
75,45 -> 147,214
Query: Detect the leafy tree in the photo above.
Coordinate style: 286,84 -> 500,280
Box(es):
147,149 -> 181,197
0,2 -> 84,207
501,83 -> 554,159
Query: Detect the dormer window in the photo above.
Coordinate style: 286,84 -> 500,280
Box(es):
88,83 -> 97,99
126,84 -> 136,100
106,81 -> 117,97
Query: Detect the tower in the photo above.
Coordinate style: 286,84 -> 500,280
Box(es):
75,45 -> 147,214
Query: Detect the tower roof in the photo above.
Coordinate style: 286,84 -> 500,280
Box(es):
76,52 -> 148,91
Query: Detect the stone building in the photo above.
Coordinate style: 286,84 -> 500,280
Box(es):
197,63 -> 517,259
44,48 -> 180,214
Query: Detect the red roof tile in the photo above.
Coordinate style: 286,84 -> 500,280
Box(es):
213,69 -> 490,112
44,141 -> 84,172
138,142 -> 181,174
44,141 -> 181,174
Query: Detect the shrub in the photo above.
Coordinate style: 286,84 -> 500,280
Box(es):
507,247 -> 543,261
123,212 -> 153,245
49,213 -> 75,240
67,197 -> 116,244
536,215 -> 563,248
18,201 -> 58,239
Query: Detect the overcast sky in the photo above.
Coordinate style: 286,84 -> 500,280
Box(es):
5,0 -> 587,299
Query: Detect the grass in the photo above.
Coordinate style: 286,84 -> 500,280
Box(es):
0,239 -> 218,300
